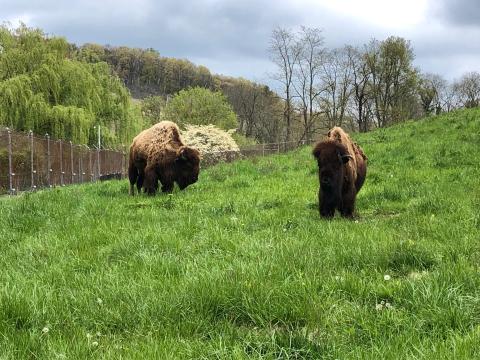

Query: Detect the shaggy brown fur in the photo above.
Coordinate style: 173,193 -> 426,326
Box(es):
312,127 -> 367,218
128,121 -> 200,195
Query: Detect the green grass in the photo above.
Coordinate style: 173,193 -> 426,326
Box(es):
1,108 -> 480,359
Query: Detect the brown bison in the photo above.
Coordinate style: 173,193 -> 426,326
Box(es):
128,121 -> 200,195
312,127 -> 367,218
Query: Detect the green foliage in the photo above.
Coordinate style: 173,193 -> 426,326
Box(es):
1,108 -> 480,357
74,44 -> 215,97
140,95 -> 166,125
162,87 -> 238,130
0,24 -> 143,147
231,132 -> 258,147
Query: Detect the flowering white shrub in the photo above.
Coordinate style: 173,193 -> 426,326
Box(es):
181,125 -> 241,166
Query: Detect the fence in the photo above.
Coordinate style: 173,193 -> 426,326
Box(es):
0,127 -> 313,195
0,128 -> 125,195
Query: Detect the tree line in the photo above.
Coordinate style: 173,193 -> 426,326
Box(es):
1,24 -> 478,148
269,26 -> 480,142
74,43 -> 286,144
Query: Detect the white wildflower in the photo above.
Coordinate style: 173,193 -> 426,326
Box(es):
375,303 -> 383,311
86,333 -> 92,339
384,274 -> 391,281
385,302 -> 392,309
96,297 -> 103,305
91,341 -> 99,347
42,326 -> 49,334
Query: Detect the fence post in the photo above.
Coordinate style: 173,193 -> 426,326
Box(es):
97,147 -> 101,179
29,131 -> 35,190
46,133 -> 51,188
7,128 -> 14,195
121,146 -> 126,179
89,148 -> 94,181
59,140 -> 64,186
78,146 -> 82,183
70,141 -> 74,184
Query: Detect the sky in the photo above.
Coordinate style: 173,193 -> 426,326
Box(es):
1,0 -> 479,87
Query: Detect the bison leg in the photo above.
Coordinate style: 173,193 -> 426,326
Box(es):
160,182 -> 175,193
143,165 -> 159,196
339,192 -> 356,218
136,172 -> 144,194
128,163 -> 138,196
319,191 -> 336,218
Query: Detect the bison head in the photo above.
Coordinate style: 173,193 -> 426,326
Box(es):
174,146 -> 201,190
312,140 -> 352,196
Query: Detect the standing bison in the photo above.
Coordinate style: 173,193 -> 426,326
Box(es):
128,121 -> 200,195
312,127 -> 367,218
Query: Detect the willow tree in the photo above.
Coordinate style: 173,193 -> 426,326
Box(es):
0,24 -> 142,147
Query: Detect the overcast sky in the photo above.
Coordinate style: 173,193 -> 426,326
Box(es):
1,0 -> 479,87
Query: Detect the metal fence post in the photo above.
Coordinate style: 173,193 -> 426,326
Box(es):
29,131 -> 35,190
46,133 -> 51,188
89,147 -> 93,181
59,140 -> 64,186
7,128 -> 14,195
79,146 -> 83,183
97,147 -> 101,179
121,146 -> 126,178
70,141 -> 74,183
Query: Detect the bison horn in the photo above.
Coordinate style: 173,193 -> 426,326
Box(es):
178,147 -> 188,161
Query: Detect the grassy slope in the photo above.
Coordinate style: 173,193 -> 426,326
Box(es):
0,109 -> 479,359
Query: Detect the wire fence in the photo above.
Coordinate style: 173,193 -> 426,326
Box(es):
0,127 -> 313,195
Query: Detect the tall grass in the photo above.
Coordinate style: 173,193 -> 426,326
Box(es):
0,108 -> 479,358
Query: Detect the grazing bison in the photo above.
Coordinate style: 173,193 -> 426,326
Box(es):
128,121 -> 200,195
312,127 -> 367,218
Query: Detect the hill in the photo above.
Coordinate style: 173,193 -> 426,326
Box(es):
0,108 -> 479,358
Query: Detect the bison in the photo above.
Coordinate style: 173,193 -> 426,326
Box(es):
312,127 -> 367,218
128,121 -> 200,195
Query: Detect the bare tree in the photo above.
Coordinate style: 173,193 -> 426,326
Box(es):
345,45 -> 372,132
319,47 -> 353,129
269,27 -> 301,142
418,73 -> 447,116
292,26 -> 325,142
453,71 -> 480,108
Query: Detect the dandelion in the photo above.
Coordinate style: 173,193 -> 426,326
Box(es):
91,341 -> 99,347
42,326 -> 49,334
96,297 -> 103,305
385,302 -> 392,309
375,303 -> 383,311
384,274 -> 391,281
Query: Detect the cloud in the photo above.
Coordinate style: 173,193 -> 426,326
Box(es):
435,0 -> 480,26
0,0 -> 479,84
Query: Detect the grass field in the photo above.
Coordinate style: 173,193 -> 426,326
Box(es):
1,108 -> 480,359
